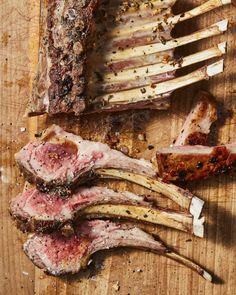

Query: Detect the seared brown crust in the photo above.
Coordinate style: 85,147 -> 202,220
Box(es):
157,145 -> 236,182
29,0 -> 98,115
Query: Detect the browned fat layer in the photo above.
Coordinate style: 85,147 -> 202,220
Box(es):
157,146 -> 236,182
30,0 -> 98,115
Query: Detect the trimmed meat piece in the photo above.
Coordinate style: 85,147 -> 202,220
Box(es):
156,143 -> 236,182
174,91 -> 217,146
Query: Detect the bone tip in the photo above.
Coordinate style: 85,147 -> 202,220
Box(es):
207,60 -> 224,77
190,197 -> 204,219
193,216 -> 204,238
203,270 -> 213,282
221,0 -> 232,4
218,42 -> 227,54
216,19 -> 228,31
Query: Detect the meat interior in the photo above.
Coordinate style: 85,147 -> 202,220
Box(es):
24,220 -> 166,275
10,186 -> 148,230
15,125 -> 155,193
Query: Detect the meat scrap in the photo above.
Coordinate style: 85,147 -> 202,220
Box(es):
156,143 -> 236,182
23,220 -> 212,280
174,91 -> 217,146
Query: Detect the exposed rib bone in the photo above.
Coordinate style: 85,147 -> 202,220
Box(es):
105,20 -> 228,61
93,43 -> 226,94
96,169 -> 204,220
109,0 -> 231,38
82,204 -> 204,237
94,60 -> 224,105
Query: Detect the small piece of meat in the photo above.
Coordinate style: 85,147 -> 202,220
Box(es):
23,220 -> 167,276
15,125 -> 155,194
156,143 -> 236,182
28,0 -> 98,115
174,91 -> 217,146
10,186 -> 148,232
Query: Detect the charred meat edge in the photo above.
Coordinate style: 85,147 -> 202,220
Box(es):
156,143 -> 236,182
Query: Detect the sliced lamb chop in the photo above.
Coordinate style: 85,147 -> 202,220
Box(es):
156,143 -> 236,182
28,0 -> 230,115
174,91 -> 217,146
23,220 -> 212,280
15,125 -> 204,219
15,125 -> 155,195
10,187 -> 204,237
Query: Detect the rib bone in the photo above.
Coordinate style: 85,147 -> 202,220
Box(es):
104,20 -> 228,61
82,204 -> 204,237
108,0 -> 231,38
96,169 -> 204,220
94,60 -> 224,106
93,43 -> 226,94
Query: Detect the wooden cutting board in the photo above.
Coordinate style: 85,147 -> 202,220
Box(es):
1,1 -> 236,294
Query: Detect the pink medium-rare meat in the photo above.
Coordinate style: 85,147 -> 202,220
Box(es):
156,143 -> 236,182
10,186 -> 148,232
15,125 -> 155,194
23,219 -> 212,280
23,220 -> 167,276
28,0 -> 98,115
174,91 -> 217,146
10,186 -> 201,236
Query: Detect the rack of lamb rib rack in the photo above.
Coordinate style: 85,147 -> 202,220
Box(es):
28,0 -> 230,115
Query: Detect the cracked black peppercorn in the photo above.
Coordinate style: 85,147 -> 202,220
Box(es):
196,162 -> 203,169
178,170 -> 187,179
209,157 -> 218,164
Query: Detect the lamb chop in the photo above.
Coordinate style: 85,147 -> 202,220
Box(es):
27,0 -> 230,115
23,219 -> 212,280
10,187 -> 204,237
156,143 -> 236,182
15,125 -> 204,218
174,91 -> 217,146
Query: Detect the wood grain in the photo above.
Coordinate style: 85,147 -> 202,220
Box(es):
0,1 -> 236,294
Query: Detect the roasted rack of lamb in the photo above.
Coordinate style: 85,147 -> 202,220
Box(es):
28,0 -> 230,115
11,0 -> 233,283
